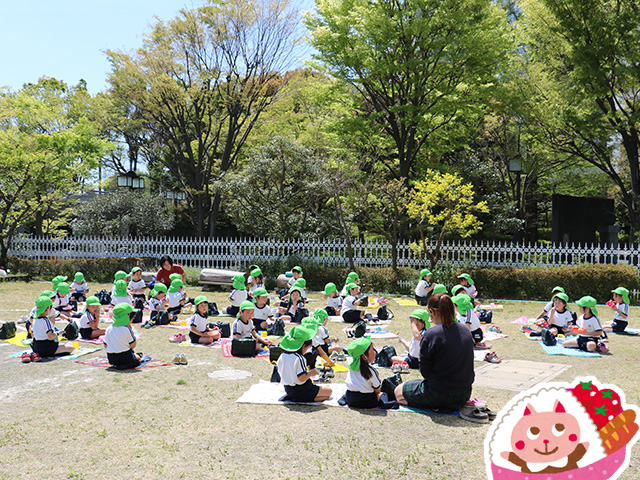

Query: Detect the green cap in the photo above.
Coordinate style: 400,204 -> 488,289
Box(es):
612,287 -> 630,305
451,285 -> 465,296
420,269 -> 431,278
293,278 -> 306,289
168,279 -> 184,293
291,266 -> 303,275
56,282 -> 70,295
40,290 -> 54,298
152,283 -> 167,294
236,300 -> 255,318
130,267 -> 142,275
553,292 -> 569,304
313,309 -> 329,321
324,282 -> 337,296
280,325 -> 316,352
112,303 -> 138,327
113,279 -> 128,297
114,270 -> 127,282
232,274 -> 246,290
52,275 -> 67,288
34,296 -> 54,318
250,268 -> 262,278
452,294 -> 474,315
410,309 -> 429,324
347,336 -> 372,371
85,296 -> 101,306
194,295 -> 208,306
74,272 -> 84,283
552,286 -> 565,294
575,296 -> 598,318
169,273 -> 182,282
301,317 -> 320,329
346,272 -> 359,284
345,283 -> 359,294
289,286 -> 304,296
457,273 -> 474,285
253,287 -> 268,298
432,284 -> 447,294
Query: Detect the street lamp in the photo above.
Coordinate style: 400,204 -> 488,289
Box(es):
117,171 -> 145,190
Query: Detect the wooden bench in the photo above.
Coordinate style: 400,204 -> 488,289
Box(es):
0,274 -> 32,282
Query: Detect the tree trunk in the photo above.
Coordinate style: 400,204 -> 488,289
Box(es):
0,239 -> 8,268
209,192 -> 222,238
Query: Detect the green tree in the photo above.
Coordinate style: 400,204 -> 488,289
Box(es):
106,0 -> 301,237
305,0 -> 511,182
519,0 -> 640,240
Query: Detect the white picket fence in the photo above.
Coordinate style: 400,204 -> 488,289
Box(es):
7,235 -> 640,270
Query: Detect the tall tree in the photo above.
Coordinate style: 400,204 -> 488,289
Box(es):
305,0 -> 511,181
519,0 -> 640,241
106,0 -> 301,236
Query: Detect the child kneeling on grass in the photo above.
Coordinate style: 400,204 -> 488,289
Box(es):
29,296 -> 75,361
562,296 -> 606,353
232,301 -> 272,353
104,303 -> 142,370
79,296 -> 106,340
188,296 -> 221,345
277,324 -> 332,402
603,287 -> 630,333
391,309 -> 429,369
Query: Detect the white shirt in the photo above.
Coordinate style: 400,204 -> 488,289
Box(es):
342,295 -> 358,315
232,318 -> 254,338
578,315 -> 602,337
312,325 -> 330,348
550,309 -> 574,328
277,352 -> 307,386
111,295 -> 132,306
188,312 -> 209,333
229,289 -> 248,307
409,329 -> 426,357
253,304 -> 273,321
249,282 -> 264,293
287,277 -> 296,289
70,281 -> 88,293
614,302 -> 629,321
415,280 -> 430,297
54,294 -> 70,309
149,297 -> 165,311
458,310 -> 481,331
32,316 -> 56,342
128,279 -> 146,291
30,305 -> 59,321
543,300 -> 554,313
104,325 -> 136,354
79,311 -> 96,329
345,364 -> 381,393
327,295 -> 342,309
463,285 -> 477,298
166,291 -> 183,308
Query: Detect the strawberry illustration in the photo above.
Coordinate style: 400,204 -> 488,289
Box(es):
569,380 -> 600,412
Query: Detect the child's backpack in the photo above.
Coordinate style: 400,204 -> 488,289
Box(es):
212,321 -> 231,338
132,309 -> 143,324
268,318 -> 285,337
150,310 -> 169,325
63,321 -> 79,340
354,320 -> 367,338
231,338 -> 256,357
376,345 -> 397,367
359,295 -> 369,307
95,289 -> 112,305
478,309 -> 492,324
134,298 -> 145,310
293,307 -> 309,323
0,321 -> 16,339
269,345 -> 283,363
207,302 -> 219,316
541,328 -> 557,346
377,305 -> 393,321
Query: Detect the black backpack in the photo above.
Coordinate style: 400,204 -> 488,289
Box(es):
0,321 -> 16,339
269,345 -> 283,363
478,309 -> 493,324
354,320 -> 367,338
213,321 -> 231,338
207,302 -> 220,316
541,328 -> 557,346
377,305 -> 393,320
95,289 -> 112,305
293,307 -> 309,323
359,295 -> 369,307
268,318 -> 285,336
376,345 -> 397,367
64,321 -> 79,340
231,338 -> 256,357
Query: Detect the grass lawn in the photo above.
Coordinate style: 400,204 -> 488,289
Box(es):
0,281 -> 639,480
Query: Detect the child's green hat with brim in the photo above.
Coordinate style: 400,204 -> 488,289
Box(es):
346,272 -> 359,283
301,317 -> 320,329
324,282 -> 337,296
289,286 -> 304,296
52,275 -> 67,287
452,294 -> 474,315
56,282 -> 70,295
280,325 -> 316,352
169,273 -> 182,282
236,300 -> 255,318
451,285 -> 465,296
86,296 -> 101,306
420,269 -> 431,278
345,282 -> 359,294
293,278 -> 306,289
112,303 -> 138,327
313,308 -> 329,321
612,287 -> 630,305
130,267 -> 142,275
432,284 -> 447,294
347,336 -> 372,371
575,296 -> 598,318
114,280 -> 128,297
40,290 -> 54,298
114,271 -> 127,282
457,273 -> 474,285
250,268 -> 262,278
291,266 -> 303,275
552,286 -> 565,294
168,279 -> 184,293
232,274 -> 246,290
410,309 -> 429,325
194,295 -> 208,306
151,283 -> 167,295
253,287 -> 268,298
74,272 -> 85,283
553,292 -> 569,304
34,296 -> 54,318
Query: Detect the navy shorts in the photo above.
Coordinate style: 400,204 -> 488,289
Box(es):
577,336 -> 598,351
415,295 -> 429,306
402,380 -> 471,411
405,354 -> 420,369
470,328 -> 483,343
253,318 -> 266,331
345,390 -> 379,409
107,350 -> 140,370
612,320 -> 628,332
325,306 -> 337,316
342,310 -> 362,323
167,306 -> 182,316
227,305 -> 240,316
189,332 -> 201,344
32,339 -> 60,357
79,327 -> 94,340
281,379 -> 320,402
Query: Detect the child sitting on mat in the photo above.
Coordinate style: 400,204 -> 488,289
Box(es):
69,272 -> 89,302
529,292 -> 575,338
232,301 -> 272,353
224,274 -> 248,316
415,269 -> 434,306
287,266 -> 303,290
278,287 -> 306,323
78,296 -> 106,340
246,268 -> 265,296
453,294 -> 489,349
324,282 -> 342,316
127,267 -> 147,308
341,283 -> 369,323
563,296 -> 606,352
104,303 -> 142,370
30,296 -> 75,359
292,278 -> 307,302
391,309 -> 429,369
188,296 -> 221,345
111,280 -> 133,307
112,270 -> 128,295
339,335 -> 382,408
535,286 -> 565,322
53,282 -> 74,313
603,287 -> 630,333
457,273 -> 480,307
277,324 -> 332,402
166,279 -> 186,317
252,288 -> 273,331
340,271 -> 360,297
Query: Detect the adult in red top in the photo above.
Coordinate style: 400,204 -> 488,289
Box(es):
156,255 -> 186,287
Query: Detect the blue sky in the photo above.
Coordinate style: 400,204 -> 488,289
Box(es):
1,0 -> 314,95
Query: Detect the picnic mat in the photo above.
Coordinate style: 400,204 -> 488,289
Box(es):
482,330 -> 508,342
539,342 -> 601,357
220,338 -> 270,358
6,347 -> 102,361
157,324 -> 190,330
75,356 -> 169,369
2,331 -> 31,347
611,328 -> 640,335
236,380 -> 459,415
479,304 -> 503,310
474,359 -> 572,391
78,336 -> 104,345
178,340 -> 221,348
393,298 -> 419,307
509,316 -> 531,325
342,327 -> 398,339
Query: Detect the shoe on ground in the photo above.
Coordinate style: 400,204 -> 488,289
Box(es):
465,397 -> 487,408
169,334 -> 184,343
179,353 -> 188,365
140,355 -> 152,363
30,352 -> 42,362
459,407 -> 489,424
479,406 -> 498,421
172,353 -> 181,365
400,361 -> 410,373
391,362 -> 401,373
597,341 -> 609,353
474,342 -> 491,350
21,352 -> 31,363
484,351 -> 502,363
521,326 -> 534,334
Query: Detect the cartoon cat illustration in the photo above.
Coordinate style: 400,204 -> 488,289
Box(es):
501,400 -> 588,474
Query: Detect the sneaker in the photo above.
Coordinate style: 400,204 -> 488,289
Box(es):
21,352 -> 31,363
465,397 -> 487,408
391,362 -> 401,373
597,342 -> 609,353
179,353 -> 188,365
30,352 -> 42,362
484,351 -> 502,363
459,407 -> 489,424
479,406 -> 498,421
400,361 -> 410,373
521,326 -> 534,334
169,333 -> 185,343
474,342 -> 491,350
318,366 -> 334,378
172,353 -> 181,365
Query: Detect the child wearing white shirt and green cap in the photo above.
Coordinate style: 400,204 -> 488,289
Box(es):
415,269 -> 434,306
563,296 -> 605,352
604,287 -> 630,333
